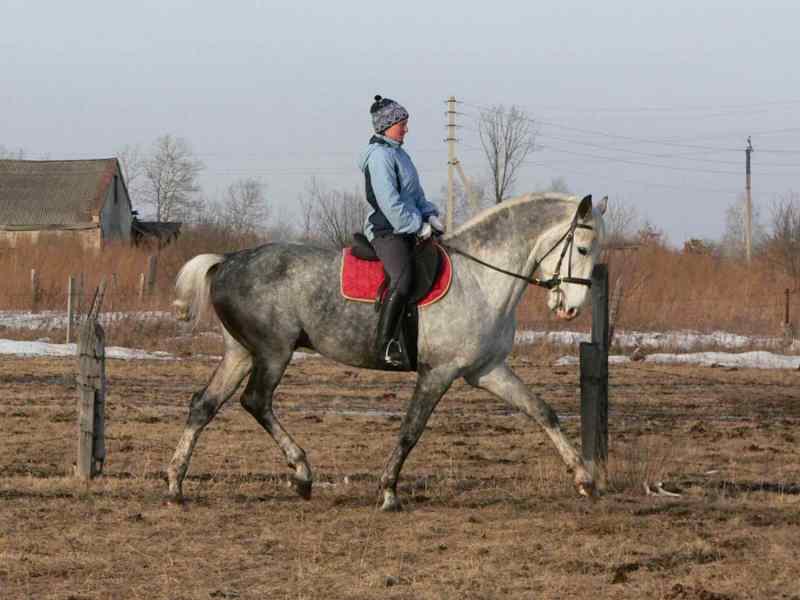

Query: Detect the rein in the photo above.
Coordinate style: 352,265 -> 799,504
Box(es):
440,213 -> 594,290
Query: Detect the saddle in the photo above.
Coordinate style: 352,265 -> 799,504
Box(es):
342,233 -> 453,371
350,233 -> 446,304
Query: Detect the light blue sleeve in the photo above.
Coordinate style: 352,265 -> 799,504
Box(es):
401,155 -> 439,220
367,149 -> 423,235
418,194 -> 440,220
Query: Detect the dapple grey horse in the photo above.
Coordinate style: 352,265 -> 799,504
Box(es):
167,192 -> 606,510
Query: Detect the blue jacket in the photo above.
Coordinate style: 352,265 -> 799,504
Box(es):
359,135 -> 439,240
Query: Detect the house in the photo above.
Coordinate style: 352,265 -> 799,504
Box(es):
0,158 -> 134,250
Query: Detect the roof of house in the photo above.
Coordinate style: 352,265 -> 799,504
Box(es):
0,159 -> 123,228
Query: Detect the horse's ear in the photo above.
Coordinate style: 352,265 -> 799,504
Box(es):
577,194 -> 592,219
597,195 -> 608,216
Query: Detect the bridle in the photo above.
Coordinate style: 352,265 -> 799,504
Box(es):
440,210 -> 594,290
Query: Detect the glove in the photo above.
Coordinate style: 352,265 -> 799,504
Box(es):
428,215 -> 445,234
418,222 -> 433,240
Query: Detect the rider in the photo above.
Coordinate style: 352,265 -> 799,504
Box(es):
359,95 -> 445,368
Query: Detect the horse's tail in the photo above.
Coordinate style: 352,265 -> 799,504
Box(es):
173,254 -> 225,326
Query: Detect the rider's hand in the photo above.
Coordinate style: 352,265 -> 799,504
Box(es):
418,222 -> 433,240
428,215 -> 445,234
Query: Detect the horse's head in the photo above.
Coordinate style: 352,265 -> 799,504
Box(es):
537,194 -> 607,320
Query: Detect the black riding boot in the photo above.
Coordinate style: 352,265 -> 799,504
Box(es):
375,289 -> 408,369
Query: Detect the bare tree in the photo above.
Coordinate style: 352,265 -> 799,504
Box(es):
721,193 -> 766,258
142,134 -> 204,222
604,198 -> 641,248
116,144 -> 147,208
547,176 -> 571,194
765,191 -> 800,285
0,145 -> 24,159
216,178 -> 270,235
438,177 -> 491,228
636,220 -> 667,247
300,178 -> 369,249
478,104 -> 536,204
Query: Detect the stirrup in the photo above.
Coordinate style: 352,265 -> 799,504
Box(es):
383,339 -> 405,368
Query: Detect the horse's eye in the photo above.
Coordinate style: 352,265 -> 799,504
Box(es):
577,247 -> 589,256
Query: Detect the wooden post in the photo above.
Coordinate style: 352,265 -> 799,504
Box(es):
591,264 -> 609,351
76,282 -> 107,480
785,288 -> 790,328
77,272 -> 85,318
783,288 -> 793,342
608,275 -> 624,347
146,255 -> 158,294
30,269 -> 39,314
745,137 -> 753,264
580,264 -> 609,491
66,275 -> 76,344
138,273 -> 146,302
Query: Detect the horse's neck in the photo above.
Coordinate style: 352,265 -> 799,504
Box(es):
447,211 -> 555,314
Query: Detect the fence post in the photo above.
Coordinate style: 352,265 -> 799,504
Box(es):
66,275 -> 76,344
77,272 -> 85,317
784,288 -> 794,342
138,273 -> 146,302
580,263 -> 609,492
146,255 -> 158,294
76,282 -> 107,480
608,275 -> 623,346
31,269 -> 40,314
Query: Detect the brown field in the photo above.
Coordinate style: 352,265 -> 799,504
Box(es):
1,348 -> 799,600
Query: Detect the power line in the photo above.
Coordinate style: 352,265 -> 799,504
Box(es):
460,100 -> 800,154
537,144 -> 742,175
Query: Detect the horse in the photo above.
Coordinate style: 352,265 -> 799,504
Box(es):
167,192 -> 607,511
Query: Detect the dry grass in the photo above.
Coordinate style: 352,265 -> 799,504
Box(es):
517,245 -> 796,337
3,235 -> 797,341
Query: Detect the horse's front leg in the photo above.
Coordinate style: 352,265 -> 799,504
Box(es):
467,362 -> 595,497
379,364 -> 457,511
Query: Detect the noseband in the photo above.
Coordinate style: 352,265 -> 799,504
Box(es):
441,211 -> 594,290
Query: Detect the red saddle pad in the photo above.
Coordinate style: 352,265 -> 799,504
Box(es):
340,244 -> 452,308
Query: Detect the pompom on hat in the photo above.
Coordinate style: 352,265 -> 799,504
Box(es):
370,95 -> 409,133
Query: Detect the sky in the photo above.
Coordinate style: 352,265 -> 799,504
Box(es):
2,0 -> 799,244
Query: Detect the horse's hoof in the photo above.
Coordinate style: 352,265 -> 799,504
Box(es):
291,477 -> 313,500
164,494 -> 185,508
576,480 -> 598,500
380,493 -> 403,512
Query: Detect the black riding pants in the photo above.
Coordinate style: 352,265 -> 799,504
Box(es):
372,233 -> 415,296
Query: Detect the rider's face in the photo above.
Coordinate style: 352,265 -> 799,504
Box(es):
383,119 -> 409,143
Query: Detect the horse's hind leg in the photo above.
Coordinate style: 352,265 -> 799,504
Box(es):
166,331 -> 252,503
466,362 -> 595,497
240,349 -> 313,499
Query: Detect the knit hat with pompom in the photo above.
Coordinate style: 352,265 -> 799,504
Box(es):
370,95 -> 409,133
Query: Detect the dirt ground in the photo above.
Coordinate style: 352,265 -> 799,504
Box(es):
1,349 -> 799,600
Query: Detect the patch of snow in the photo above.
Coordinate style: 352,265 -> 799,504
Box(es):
0,339 -> 175,360
0,310 -> 173,331
645,351 -> 800,369
517,328 -> 793,352
0,338 -> 313,363
555,350 -> 800,370
554,355 -> 630,366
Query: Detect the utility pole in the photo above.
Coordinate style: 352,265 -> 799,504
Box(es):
745,136 -> 754,264
446,96 -> 456,231
445,96 -> 478,229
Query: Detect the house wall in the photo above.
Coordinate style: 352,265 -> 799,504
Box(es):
100,175 -> 133,243
0,227 -> 102,251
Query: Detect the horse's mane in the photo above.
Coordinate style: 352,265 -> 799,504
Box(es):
445,192 -> 581,246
